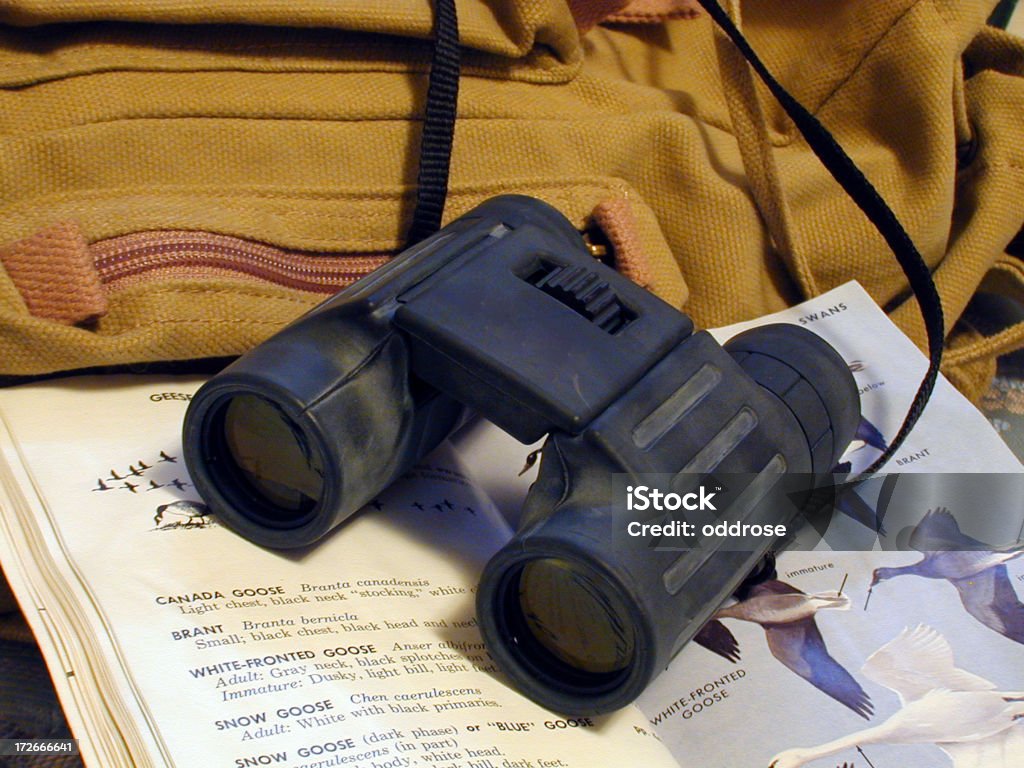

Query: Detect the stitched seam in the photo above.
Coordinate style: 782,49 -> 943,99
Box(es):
0,177 -> 639,208
944,324 -> 1024,365
956,157 -> 1024,184
111,318 -> 296,326
0,46 -> 571,89
0,110 -> 696,140
814,0 -> 933,118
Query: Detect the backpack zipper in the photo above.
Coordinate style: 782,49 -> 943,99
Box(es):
91,231 -> 390,293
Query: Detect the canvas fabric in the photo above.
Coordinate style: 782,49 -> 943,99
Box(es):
0,0 -> 1022,401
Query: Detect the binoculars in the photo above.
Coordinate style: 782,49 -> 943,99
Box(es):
183,195 -> 859,715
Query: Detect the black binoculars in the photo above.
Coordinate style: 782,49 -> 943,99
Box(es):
183,195 -> 859,715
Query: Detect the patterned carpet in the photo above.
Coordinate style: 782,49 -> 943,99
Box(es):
982,358 -> 1024,459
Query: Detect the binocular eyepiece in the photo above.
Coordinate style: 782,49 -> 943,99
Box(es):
183,195 -> 859,715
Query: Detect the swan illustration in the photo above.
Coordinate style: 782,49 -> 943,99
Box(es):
867,508 -> 1024,644
694,580 -> 873,719
768,625 -> 1024,768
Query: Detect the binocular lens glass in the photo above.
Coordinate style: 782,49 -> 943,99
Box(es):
222,395 -> 324,519
518,559 -> 634,676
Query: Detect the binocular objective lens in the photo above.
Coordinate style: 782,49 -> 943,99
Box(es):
221,395 -> 324,522
517,559 -> 635,676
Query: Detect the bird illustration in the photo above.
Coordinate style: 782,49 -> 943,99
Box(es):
834,481 -> 890,535
866,508 -> 1024,645
831,416 -> 887,474
853,416 -> 887,454
153,500 -> 212,530
694,619 -> 740,663
695,580 -> 873,719
798,474 -> 893,536
92,478 -> 112,492
768,625 -> 1024,768
158,451 -> 177,463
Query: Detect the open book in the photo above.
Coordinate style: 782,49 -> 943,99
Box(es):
1,282 -> 1021,768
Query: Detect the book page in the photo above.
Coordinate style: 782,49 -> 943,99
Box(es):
4,281 -> 1022,768
0,377 -> 678,768
705,281 -> 1021,475
636,282 -> 1024,768
405,281 -> 1024,768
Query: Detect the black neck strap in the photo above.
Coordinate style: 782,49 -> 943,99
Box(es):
694,0 -> 943,474
407,0 -> 461,246
412,0 -> 945,474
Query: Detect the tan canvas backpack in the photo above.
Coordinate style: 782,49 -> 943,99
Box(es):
0,0 -> 1022,403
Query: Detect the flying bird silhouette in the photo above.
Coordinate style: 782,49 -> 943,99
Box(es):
768,625 -> 1024,768
695,580 -> 873,719
867,508 -> 1024,645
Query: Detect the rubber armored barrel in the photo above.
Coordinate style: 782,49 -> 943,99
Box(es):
182,195 -> 859,713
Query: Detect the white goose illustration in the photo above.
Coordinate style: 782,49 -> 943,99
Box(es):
768,625 -> 1024,768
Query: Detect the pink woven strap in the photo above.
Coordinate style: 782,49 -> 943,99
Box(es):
0,222 -> 108,325
591,199 -> 652,290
